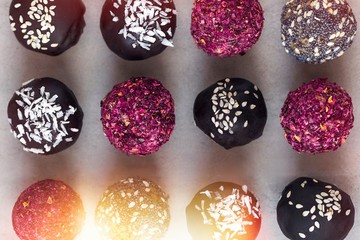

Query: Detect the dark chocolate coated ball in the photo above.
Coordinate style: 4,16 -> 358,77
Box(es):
9,0 -> 86,56
194,78 -> 267,149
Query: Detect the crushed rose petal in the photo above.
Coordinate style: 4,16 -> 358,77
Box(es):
280,78 -> 354,154
101,77 -> 175,156
190,0 -> 264,57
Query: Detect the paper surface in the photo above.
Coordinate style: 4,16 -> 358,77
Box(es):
1,0 -> 360,239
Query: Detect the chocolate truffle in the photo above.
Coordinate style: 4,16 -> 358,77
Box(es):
100,77 -> 175,156
277,177 -> 355,240
7,77 -> 83,155
280,78 -> 353,154
9,0 -> 86,56
191,0 -> 264,57
95,177 -> 170,240
100,0 -> 177,60
186,182 -> 261,240
12,179 -> 85,240
281,0 -> 357,64
194,78 -> 267,149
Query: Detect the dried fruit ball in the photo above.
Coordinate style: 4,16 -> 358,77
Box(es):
12,179 -> 85,240
7,78 -> 84,155
277,177 -> 355,240
100,0 -> 177,60
280,78 -> 354,154
281,0 -> 357,64
194,78 -> 267,149
100,77 -> 175,156
186,182 -> 261,240
191,0 -> 264,57
9,0 -> 86,56
95,177 -> 170,240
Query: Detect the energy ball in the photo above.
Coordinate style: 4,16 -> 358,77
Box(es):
12,179 -> 85,240
277,177 -> 355,240
186,182 -> 261,240
194,78 -> 267,149
100,0 -> 177,60
281,0 -> 357,64
280,78 -> 353,154
7,77 -> 83,155
95,177 -> 170,240
191,0 -> 264,57
100,77 -> 175,156
9,0 -> 86,56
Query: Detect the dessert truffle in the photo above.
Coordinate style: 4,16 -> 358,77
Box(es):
100,0 -> 177,60
95,177 -> 170,240
280,78 -> 353,154
186,182 -> 261,240
191,0 -> 264,57
100,77 -> 175,156
277,177 -> 355,240
12,179 -> 85,240
9,0 -> 86,56
7,77 -> 83,155
281,0 -> 357,64
194,78 -> 267,149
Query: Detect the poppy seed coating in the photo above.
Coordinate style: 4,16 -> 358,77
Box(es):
281,0 -> 357,64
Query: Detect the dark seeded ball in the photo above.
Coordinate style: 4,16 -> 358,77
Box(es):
7,78 -> 83,155
100,77 -> 175,156
281,0 -> 357,64
194,78 -> 267,149
191,0 -> 264,57
12,179 -> 85,240
280,78 -> 354,154
95,177 -> 170,240
277,177 -> 355,240
186,182 -> 261,240
9,0 -> 86,56
100,0 -> 177,60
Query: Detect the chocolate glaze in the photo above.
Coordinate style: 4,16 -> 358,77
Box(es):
186,182 -> 261,240
277,177 -> 355,240
7,77 -> 83,155
194,78 -> 267,149
100,0 -> 177,60
9,0 -> 86,56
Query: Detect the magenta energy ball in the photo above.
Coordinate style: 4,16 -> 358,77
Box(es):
280,78 -> 354,154
281,0 -> 357,64
12,179 -> 85,240
100,77 -> 175,156
191,0 -> 264,57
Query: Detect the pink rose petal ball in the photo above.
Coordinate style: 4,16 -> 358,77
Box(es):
280,78 -> 354,154
101,77 -> 175,156
191,0 -> 264,57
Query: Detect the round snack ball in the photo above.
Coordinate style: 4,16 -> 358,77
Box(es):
191,0 -> 264,57
7,77 -> 84,155
194,78 -> 267,149
277,177 -> 355,240
281,0 -> 357,64
186,182 -> 261,240
95,177 -> 170,240
100,77 -> 175,156
280,78 -> 353,153
100,0 -> 177,60
9,0 -> 86,56
12,179 -> 85,240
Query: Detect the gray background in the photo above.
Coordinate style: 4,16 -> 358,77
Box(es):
1,0 -> 360,239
